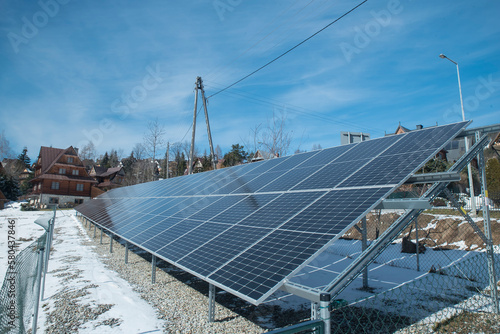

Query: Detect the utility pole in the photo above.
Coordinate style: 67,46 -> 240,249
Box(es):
188,76 -> 217,174
166,142 -> 170,179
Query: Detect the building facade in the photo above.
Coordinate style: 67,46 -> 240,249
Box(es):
30,146 -> 96,207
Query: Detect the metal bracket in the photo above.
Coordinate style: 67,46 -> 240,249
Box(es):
442,188 -> 491,246
374,199 -> 431,210
405,171 -> 461,184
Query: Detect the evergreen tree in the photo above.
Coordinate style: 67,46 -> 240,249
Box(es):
486,158 -> 500,206
17,147 -> 31,169
0,174 -> 21,200
101,152 -> 110,168
122,151 -> 136,174
223,144 -> 247,167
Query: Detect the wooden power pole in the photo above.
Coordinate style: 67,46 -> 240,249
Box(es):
188,77 -> 217,174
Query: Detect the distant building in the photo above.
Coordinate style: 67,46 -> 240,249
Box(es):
340,132 -> 370,145
89,166 -> 125,191
251,150 -> 277,162
0,190 -> 8,210
30,146 -> 97,207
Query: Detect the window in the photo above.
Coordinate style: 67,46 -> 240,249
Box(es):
76,184 -> 84,191
49,197 -> 59,204
75,199 -> 83,205
59,168 -> 66,174
67,157 -> 74,163
72,170 -> 79,176
51,182 -> 60,190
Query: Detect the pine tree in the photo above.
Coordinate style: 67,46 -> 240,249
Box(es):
17,147 -> 31,169
223,144 -> 247,167
0,174 -> 21,200
101,152 -> 110,168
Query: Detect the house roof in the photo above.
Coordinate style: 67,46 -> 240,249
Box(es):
100,167 -> 122,177
39,146 -> 66,173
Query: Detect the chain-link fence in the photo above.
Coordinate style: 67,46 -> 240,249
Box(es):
0,215 -> 52,334
326,210 -> 500,333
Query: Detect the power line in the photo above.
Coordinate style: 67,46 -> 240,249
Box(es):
207,0 -> 369,99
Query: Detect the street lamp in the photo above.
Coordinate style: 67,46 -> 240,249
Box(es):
439,54 -> 476,215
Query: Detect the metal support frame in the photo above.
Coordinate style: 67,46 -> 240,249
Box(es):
322,134 -> 490,299
476,131 -> 499,313
443,188 -> 489,244
361,217 -> 368,289
32,246 -> 45,334
125,242 -> 129,264
100,227 -> 103,244
151,255 -> 157,284
93,224 -> 96,238
208,283 -> 216,322
109,232 -> 113,253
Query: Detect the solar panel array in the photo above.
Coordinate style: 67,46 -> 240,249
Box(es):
76,121 -> 468,304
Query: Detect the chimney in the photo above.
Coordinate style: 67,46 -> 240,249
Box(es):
416,125 -> 423,130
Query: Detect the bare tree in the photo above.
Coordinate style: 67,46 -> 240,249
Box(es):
143,118 -> 166,162
133,143 -> 146,160
0,130 -> 14,160
79,141 -> 97,161
245,110 -> 293,158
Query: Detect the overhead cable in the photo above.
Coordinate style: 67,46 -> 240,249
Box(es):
207,0 -> 369,99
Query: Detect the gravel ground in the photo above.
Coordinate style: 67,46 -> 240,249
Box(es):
76,216 -> 272,333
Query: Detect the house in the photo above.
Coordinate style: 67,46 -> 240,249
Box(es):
30,146 -> 97,207
251,150 -> 277,162
89,166 -> 125,191
340,132 -> 370,145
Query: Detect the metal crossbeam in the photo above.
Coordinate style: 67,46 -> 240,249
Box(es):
374,199 -> 431,210
455,123 -> 500,138
405,172 -> 461,184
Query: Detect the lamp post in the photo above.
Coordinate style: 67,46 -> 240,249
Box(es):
439,54 -> 476,215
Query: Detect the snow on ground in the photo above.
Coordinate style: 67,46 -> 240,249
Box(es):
1,204 -> 165,333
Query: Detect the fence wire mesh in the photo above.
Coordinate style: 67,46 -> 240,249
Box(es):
0,226 -> 47,334
327,210 -> 500,334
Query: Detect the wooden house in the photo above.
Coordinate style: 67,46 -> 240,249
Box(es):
30,146 -> 97,207
89,166 -> 125,191
0,190 -> 8,209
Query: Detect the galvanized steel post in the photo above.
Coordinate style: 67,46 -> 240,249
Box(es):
208,283 -> 216,322
319,293 -> 331,334
151,255 -> 157,284
32,246 -> 45,334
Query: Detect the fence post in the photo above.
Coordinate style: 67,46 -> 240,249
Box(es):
319,293 -> 331,334
476,131 -> 499,313
415,216 -> 420,272
32,246 -> 45,334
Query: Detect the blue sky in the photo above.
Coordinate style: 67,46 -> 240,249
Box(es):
1,0 -> 499,160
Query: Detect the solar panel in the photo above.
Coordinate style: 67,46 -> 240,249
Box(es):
76,121 -> 469,304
